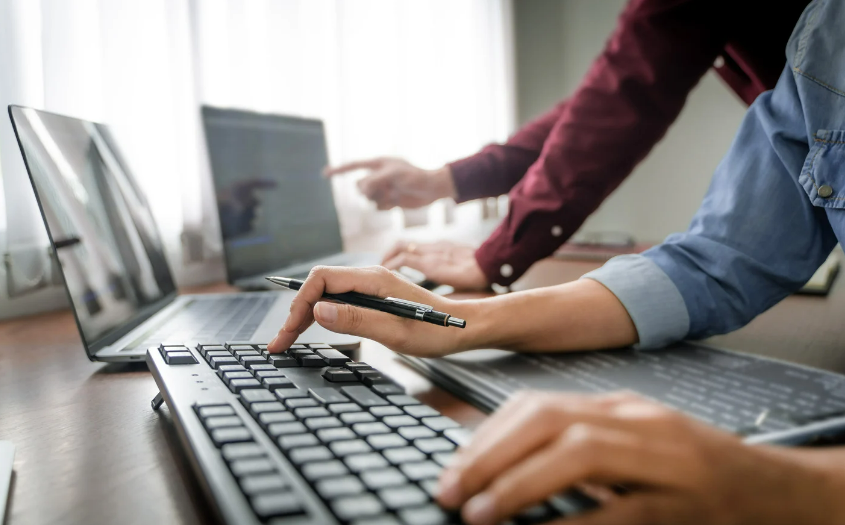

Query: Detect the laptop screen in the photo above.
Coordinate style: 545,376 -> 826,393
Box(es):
9,106 -> 177,352
202,106 -> 344,282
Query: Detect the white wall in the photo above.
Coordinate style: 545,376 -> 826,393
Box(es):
514,0 -> 747,243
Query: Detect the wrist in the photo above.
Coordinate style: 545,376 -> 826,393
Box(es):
427,165 -> 457,201
443,298 -> 496,352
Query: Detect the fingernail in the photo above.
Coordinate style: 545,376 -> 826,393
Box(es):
463,493 -> 496,525
436,470 -> 462,507
315,302 -> 338,324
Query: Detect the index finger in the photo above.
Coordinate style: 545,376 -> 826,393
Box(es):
323,158 -> 384,177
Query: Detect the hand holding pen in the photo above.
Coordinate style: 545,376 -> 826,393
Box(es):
267,266 -> 473,357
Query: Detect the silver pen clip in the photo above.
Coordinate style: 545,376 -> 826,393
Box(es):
385,297 -> 433,320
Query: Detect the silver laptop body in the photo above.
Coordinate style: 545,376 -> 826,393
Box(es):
9,106 -> 359,362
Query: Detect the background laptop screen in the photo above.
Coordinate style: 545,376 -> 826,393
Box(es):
202,106 -> 344,282
10,107 -> 177,348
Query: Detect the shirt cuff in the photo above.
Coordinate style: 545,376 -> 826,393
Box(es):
581,254 -> 690,349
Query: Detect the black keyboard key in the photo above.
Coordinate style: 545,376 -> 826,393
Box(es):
229,378 -> 262,393
398,426 -> 436,440
233,349 -> 260,357
228,344 -> 256,352
397,504 -> 450,525
383,446 -> 426,465
345,453 -> 389,472
241,355 -> 268,366
241,389 -> 276,403
305,417 -> 343,430
316,427 -> 356,443
309,387 -> 350,404
291,348 -> 315,356
443,428 -> 473,447
353,422 -> 391,436
254,369 -> 286,380
285,398 -> 318,409
197,405 -> 235,418
301,459 -> 348,480
315,348 -> 351,366
210,427 -> 251,447
340,412 -> 377,424
275,389 -> 309,401
204,416 -> 243,429
352,515 -> 402,525
221,442 -> 264,461
240,473 -> 288,496
289,446 -> 333,464
301,355 -> 327,367
288,344 -> 308,350
387,395 -> 420,406
342,386 -> 389,407
258,411 -> 296,425
360,467 -> 407,490
414,437 -> 455,454
357,370 -> 384,382
400,461 -> 442,481
372,383 -> 406,396
267,422 -> 308,437
251,491 -> 303,519
209,355 -> 239,368
329,439 -> 372,457
296,407 -> 331,419
383,415 -> 418,428
329,403 -> 362,414
331,494 -> 385,521
249,402 -> 286,416
216,364 -> 247,377
419,479 -> 439,498
363,375 -> 396,387
248,363 -> 277,372
268,355 -> 299,368
370,406 -> 403,417
378,484 -> 428,510
344,362 -> 372,371
367,434 -> 408,450
263,377 -> 295,391
516,503 -> 557,524
308,343 -> 333,349
230,457 -> 275,477
315,475 -> 366,499
405,405 -> 439,418
222,371 -> 254,385
277,434 -> 319,450
205,350 -> 231,361
165,351 -> 197,365
197,344 -> 225,357
421,416 -> 460,432
323,368 -> 358,382
432,452 -> 454,468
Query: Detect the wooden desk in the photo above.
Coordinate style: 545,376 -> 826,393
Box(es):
2,259 -> 844,524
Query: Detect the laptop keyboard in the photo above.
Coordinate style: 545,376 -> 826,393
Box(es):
148,342 -> 596,524
127,296 -> 274,352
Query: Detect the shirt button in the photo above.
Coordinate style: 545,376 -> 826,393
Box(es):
819,185 -> 834,198
713,56 -> 725,68
499,264 -> 513,278
551,225 -> 563,237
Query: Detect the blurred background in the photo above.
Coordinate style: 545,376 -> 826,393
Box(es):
0,0 -> 746,320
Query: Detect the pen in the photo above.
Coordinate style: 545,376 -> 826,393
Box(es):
265,276 -> 467,328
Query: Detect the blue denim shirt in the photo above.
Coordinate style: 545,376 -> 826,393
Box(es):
584,0 -> 845,349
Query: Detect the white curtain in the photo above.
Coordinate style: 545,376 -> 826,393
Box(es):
0,0 -> 514,318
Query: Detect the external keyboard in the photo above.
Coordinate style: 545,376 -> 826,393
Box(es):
147,342 -> 596,524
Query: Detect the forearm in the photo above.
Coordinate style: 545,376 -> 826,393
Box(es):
453,279 -> 637,352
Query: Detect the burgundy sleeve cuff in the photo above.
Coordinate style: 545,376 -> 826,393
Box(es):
448,145 -> 541,204
474,208 -> 583,286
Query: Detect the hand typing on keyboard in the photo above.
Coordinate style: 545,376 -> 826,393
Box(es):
436,391 -> 840,525
268,266 -> 476,357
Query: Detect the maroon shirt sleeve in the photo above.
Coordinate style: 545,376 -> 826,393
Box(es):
462,0 -> 735,286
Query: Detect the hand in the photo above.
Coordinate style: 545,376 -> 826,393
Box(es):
382,241 -> 489,291
324,157 -> 456,210
437,392 -> 841,525
267,266 -> 477,356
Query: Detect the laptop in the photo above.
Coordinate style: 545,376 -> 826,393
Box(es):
201,106 -> 377,291
8,106 -> 360,362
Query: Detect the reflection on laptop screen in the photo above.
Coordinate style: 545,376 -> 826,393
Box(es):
202,106 -> 344,281
10,107 -> 177,347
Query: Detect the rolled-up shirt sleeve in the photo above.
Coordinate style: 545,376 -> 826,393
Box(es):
582,62 -> 839,348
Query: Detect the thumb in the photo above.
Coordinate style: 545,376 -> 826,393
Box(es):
314,301 -> 409,349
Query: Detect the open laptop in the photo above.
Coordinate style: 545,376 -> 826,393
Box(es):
201,106 -> 376,291
8,106 -> 360,362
